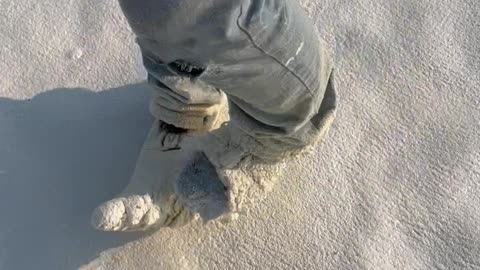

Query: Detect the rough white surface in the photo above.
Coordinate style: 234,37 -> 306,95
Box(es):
1,0 -> 479,269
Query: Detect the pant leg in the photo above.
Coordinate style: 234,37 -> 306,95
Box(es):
119,0 -> 336,160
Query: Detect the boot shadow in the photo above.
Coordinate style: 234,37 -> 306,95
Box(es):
0,83 -> 153,269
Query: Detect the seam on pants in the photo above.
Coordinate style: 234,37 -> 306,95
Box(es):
235,5 -> 315,97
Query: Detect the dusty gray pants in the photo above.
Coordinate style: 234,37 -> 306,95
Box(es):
119,0 -> 337,161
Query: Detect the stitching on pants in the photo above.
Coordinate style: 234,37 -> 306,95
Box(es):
235,5 -> 315,97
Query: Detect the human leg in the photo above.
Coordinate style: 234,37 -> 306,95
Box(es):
92,0 -> 336,231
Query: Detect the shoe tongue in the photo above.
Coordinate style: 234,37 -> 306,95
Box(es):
174,152 -> 229,221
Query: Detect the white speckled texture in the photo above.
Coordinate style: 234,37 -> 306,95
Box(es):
1,0 -> 479,269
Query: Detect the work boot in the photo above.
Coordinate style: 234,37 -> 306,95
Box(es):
171,124 -> 285,223
90,117 -> 281,230
91,119 -> 329,231
91,87 -> 230,232
176,78 -> 337,221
